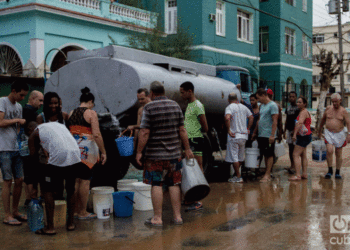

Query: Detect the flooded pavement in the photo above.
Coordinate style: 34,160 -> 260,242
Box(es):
1,145 -> 350,249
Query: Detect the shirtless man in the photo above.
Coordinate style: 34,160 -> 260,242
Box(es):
318,93 -> 350,179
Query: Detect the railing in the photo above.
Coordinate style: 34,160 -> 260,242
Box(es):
110,4 -> 151,23
59,0 -> 100,10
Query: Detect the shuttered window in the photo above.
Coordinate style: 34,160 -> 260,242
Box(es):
216,1 -> 225,36
165,0 -> 177,34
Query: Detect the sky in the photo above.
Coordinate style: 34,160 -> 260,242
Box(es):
313,0 -> 350,27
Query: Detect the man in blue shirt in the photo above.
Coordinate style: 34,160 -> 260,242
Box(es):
252,88 -> 279,182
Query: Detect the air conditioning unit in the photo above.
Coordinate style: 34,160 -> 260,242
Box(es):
209,14 -> 216,22
328,0 -> 339,14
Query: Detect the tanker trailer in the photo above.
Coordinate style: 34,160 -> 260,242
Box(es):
45,46 -> 241,188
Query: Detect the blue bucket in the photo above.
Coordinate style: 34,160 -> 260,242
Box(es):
115,136 -> 134,156
113,191 -> 134,217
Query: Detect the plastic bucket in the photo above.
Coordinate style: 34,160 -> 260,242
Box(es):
312,140 -> 327,162
113,191 -> 134,217
131,182 -> 153,211
91,186 -> 114,218
245,148 -> 260,168
115,136 -> 134,156
274,142 -> 286,158
117,179 -> 138,192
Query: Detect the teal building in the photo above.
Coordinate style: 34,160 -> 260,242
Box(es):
259,0 -> 313,106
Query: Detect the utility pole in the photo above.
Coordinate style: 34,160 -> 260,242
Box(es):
337,0 -> 345,106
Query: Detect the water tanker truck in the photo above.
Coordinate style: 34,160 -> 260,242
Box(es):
45,45 -> 252,188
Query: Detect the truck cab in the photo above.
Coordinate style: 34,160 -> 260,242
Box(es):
216,65 -> 252,103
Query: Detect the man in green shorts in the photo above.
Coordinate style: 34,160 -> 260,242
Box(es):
180,81 -> 209,211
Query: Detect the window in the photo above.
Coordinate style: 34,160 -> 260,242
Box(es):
313,75 -> 321,86
165,0 -> 177,34
347,74 -> 350,83
334,53 -> 338,60
303,0 -> 307,12
237,10 -> 252,42
216,1 -> 225,36
334,32 -> 338,38
285,27 -> 295,55
312,34 -> 324,44
259,26 -> 269,53
312,54 -> 320,63
302,34 -> 309,58
347,53 -> 350,60
286,0 -> 295,6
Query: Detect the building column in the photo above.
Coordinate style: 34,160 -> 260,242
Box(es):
23,38 -> 46,77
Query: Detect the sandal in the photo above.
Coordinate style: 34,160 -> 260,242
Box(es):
3,219 -> 22,226
14,214 -> 27,222
144,218 -> 163,227
301,175 -> 308,179
35,229 -> 57,236
289,176 -> 301,181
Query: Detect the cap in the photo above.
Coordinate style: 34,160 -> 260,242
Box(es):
267,89 -> 273,95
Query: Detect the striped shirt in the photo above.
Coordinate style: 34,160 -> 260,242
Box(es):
140,96 -> 184,160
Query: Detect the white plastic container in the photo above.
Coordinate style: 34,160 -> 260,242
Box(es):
312,140 -> 327,162
117,179 -> 138,192
96,204 -> 111,219
245,148 -> 260,168
274,142 -> 286,158
131,182 -> 153,211
91,186 -> 114,218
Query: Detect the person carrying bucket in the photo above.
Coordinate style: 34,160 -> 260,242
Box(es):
136,81 -> 194,227
318,93 -> 350,179
224,92 -> 253,183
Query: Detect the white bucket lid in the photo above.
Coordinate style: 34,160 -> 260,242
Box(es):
91,186 -> 115,194
131,182 -> 152,191
117,179 -> 138,184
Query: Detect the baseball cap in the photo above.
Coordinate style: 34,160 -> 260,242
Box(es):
266,89 -> 273,95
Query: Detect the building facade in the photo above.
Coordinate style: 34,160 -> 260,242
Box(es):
312,23 -> 350,109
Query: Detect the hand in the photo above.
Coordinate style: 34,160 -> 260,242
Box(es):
136,152 -> 142,166
247,129 -> 250,135
317,131 -> 322,139
101,153 -> 107,165
184,149 -> 194,160
228,131 -> 235,138
18,119 -> 26,125
269,136 -> 275,144
127,125 -> 134,131
292,135 -> 297,142
251,133 -> 257,141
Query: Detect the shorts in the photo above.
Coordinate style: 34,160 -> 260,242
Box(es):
0,151 -> 23,181
22,156 -> 42,185
296,134 -> 312,148
324,128 -> 347,148
76,162 -> 93,180
189,137 -> 204,157
225,137 -> 247,163
257,137 -> 275,158
143,159 -> 182,187
41,163 -> 79,194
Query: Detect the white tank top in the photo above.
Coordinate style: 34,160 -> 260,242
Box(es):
37,122 -> 81,167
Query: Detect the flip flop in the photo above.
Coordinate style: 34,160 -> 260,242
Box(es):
173,218 -> 183,225
77,213 -> 97,220
35,229 -> 57,236
144,218 -> 163,227
301,175 -> 308,179
3,219 -> 22,226
289,176 -> 301,181
14,214 -> 27,222
284,168 -> 296,175
66,224 -> 76,231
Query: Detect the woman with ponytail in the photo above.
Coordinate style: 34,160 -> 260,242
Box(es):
68,87 -> 107,220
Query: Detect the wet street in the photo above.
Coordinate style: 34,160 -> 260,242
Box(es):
1,145 -> 350,250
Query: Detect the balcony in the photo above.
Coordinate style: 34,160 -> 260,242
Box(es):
0,0 -> 156,29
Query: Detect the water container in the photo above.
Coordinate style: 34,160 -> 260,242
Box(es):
274,142 -> 286,158
131,182 -> 153,211
117,179 -> 138,192
91,186 -> 115,219
252,141 -> 258,148
312,140 -> 327,162
115,136 -> 134,156
27,199 -> 44,232
113,191 -> 134,217
181,158 -> 210,203
245,148 -> 260,168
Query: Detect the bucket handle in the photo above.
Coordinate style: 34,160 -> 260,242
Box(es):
125,196 -> 135,204
119,129 -> 133,138
134,189 -> 152,198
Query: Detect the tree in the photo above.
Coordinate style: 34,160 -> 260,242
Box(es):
315,49 -> 350,132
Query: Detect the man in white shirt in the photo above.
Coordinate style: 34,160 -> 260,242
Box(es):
29,122 -> 82,235
225,92 -> 253,183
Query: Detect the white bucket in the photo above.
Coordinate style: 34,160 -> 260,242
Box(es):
245,148 -> 260,168
131,182 -> 153,211
274,142 -> 286,158
117,179 -> 138,192
91,186 -> 114,218
312,140 -> 327,162
96,204 -> 111,219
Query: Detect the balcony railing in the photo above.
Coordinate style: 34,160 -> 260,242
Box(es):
59,0 -> 100,10
0,0 -> 156,28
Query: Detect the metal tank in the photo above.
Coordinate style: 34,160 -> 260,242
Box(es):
45,46 -> 241,186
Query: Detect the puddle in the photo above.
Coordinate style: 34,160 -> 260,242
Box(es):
182,237 -> 213,247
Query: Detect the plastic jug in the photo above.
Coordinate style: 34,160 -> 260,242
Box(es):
27,199 -> 44,232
